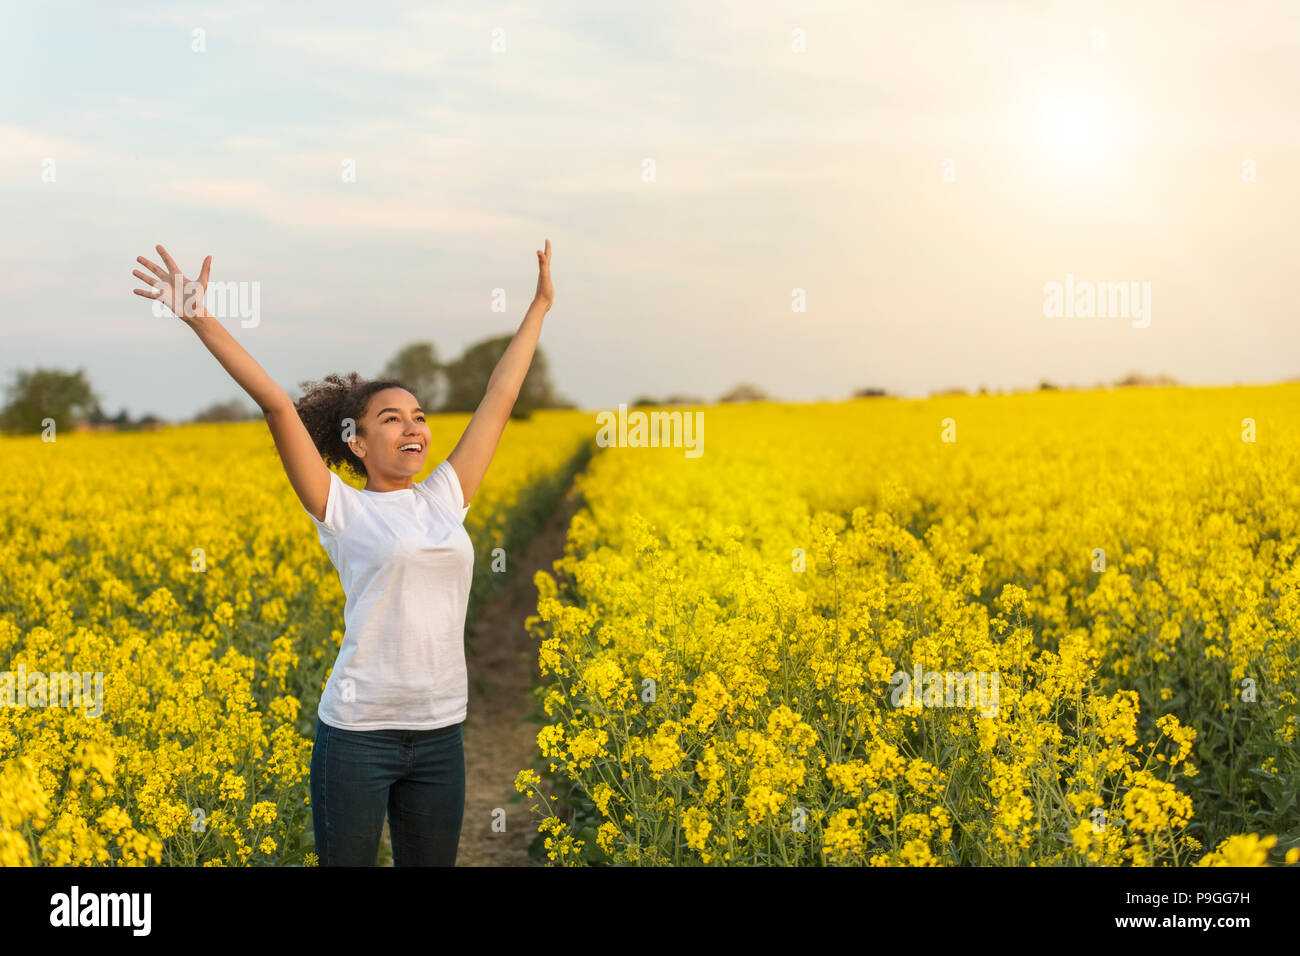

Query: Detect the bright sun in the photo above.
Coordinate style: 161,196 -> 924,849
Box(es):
1045,98 -> 1105,158
1024,86 -> 1126,180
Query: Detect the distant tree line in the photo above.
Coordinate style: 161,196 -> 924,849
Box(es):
377,336 -> 571,420
0,368 -> 166,433
632,382 -> 771,406
917,371 -> 1183,398
0,358 -> 1204,435
0,334 -> 572,434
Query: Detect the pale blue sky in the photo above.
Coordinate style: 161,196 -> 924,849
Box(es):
3,0 -> 1299,420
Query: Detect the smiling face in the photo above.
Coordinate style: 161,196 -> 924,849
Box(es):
350,387 -> 432,488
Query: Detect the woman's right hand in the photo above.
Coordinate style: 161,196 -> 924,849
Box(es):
132,244 -> 212,322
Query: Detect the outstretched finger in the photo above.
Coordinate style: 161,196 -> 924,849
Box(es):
137,255 -> 166,280
156,244 -> 179,273
133,268 -> 160,287
198,255 -> 212,289
133,287 -> 162,299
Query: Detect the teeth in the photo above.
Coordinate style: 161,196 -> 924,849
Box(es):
400,444 -> 421,452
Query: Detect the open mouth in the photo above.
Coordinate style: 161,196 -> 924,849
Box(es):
398,442 -> 424,456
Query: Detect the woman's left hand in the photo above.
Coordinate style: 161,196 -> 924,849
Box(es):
534,239 -> 553,308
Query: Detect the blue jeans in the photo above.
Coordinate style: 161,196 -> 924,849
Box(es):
310,716 -> 465,866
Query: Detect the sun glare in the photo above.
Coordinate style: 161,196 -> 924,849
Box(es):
1022,86 -> 1129,181
1050,99 -> 1104,156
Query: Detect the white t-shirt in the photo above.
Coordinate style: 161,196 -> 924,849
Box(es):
306,459 -> 474,731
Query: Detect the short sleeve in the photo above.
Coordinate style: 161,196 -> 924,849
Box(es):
418,458 -> 471,523
308,469 -> 365,536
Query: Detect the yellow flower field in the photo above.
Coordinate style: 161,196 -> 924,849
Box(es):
519,384 -> 1300,865
0,410 -> 593,865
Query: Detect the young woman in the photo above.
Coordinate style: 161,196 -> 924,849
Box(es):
131,240 -> 554,865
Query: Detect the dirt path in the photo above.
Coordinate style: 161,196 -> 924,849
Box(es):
379,480 -> 581,866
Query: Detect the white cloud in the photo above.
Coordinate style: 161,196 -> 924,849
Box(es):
0,125 -> 92,174
159,176 -> 533,232
219,135 -> 281,151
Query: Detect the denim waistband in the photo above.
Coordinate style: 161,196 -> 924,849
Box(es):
318,717 -> 463,742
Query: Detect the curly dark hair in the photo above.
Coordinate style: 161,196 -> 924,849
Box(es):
294,372 -> 415,480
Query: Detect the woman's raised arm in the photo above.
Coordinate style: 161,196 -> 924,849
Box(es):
132,244 -> 332,521
447,239 -> 553,506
